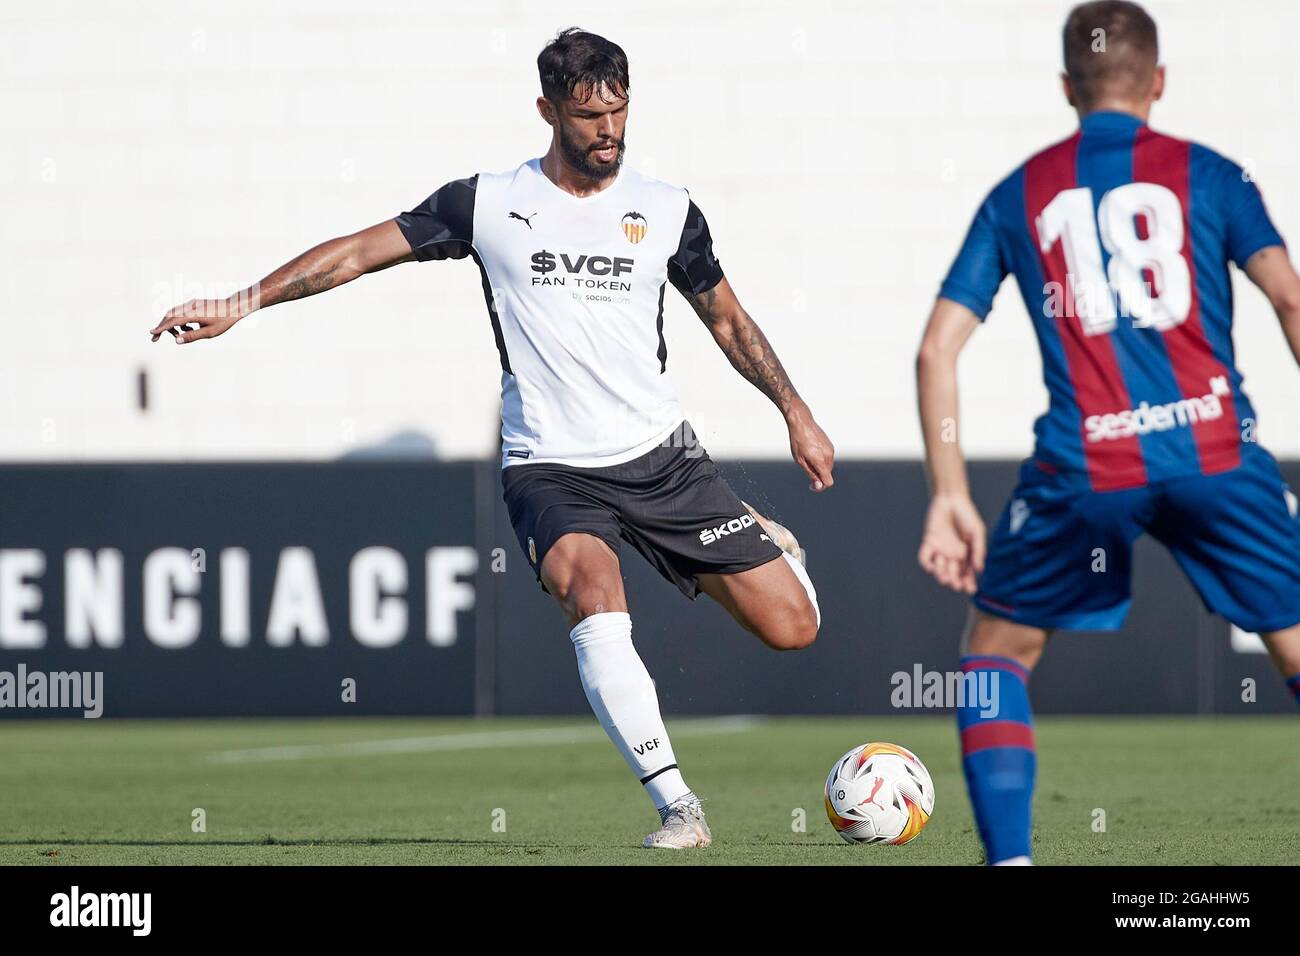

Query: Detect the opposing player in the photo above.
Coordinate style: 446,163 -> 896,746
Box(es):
150,28 -> 833,849
916,1 -> 1300,865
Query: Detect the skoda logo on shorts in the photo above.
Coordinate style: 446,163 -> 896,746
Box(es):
621,211 -> 647,244
698,513 -> 756,546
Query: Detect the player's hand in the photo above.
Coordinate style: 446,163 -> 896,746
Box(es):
786,401 -> 834,492
918,493 -> 986,594
150,298 -> 246,344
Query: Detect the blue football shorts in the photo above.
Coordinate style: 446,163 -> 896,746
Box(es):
974,445 -> 1300,633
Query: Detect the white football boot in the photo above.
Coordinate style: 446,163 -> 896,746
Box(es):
643,796 -> 712,850
741,500 -> 807,567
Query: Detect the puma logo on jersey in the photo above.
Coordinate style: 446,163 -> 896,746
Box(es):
699,512 -> 756,545
509,211 -> 538,229
1009,499 -> 1030,534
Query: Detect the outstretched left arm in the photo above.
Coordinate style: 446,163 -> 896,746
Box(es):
685,277 -> 835,491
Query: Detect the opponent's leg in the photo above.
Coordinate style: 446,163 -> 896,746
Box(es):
696,551 -> 819,651
1259,623 -> 1300,708
959,610 -> 1050,866
540,533 -> 709,848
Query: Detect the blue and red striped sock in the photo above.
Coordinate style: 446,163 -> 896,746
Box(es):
1286,674 -> 1300,709
957,655 -> 1036,864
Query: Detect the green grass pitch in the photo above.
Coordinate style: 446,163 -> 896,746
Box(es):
0,715 -> 1295,865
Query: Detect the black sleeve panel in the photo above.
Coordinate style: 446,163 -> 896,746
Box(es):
394,175 -> 478,261
667,199 -> 725,296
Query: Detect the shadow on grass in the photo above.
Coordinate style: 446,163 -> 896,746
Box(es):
2,837 -> 846,849
0,837 -> 568,848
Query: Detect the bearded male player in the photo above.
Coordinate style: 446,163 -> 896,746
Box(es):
151,28 -> 833,850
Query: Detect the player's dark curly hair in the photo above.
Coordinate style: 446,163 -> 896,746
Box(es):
537,27 -> 629,104
1063,1 -> 1159,110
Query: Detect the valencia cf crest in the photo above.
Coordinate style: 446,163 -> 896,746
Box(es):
621,211 -> 647,244
527,536 -> 537,565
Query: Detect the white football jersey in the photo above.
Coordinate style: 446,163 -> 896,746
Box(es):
395,159 -> 725,468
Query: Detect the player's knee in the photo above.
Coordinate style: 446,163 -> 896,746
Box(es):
558,580 -> 622,623
543,568 -> 619,623
762,597 -> 819,651
785,610 -> 819,651
965,612 -> 1047,670
541,547 -> 624,624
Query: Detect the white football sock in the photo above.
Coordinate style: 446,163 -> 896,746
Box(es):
569,611 -> 692,812
781,551 -> 821,628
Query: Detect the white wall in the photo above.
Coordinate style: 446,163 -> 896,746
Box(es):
2,0 -> 1296,461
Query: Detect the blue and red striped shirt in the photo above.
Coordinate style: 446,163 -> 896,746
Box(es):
940,110 -> 1284,491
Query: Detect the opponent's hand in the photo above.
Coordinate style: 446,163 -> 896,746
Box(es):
918,493 -> 986,593
150,298 -> 245,344
786,402 -> 834,492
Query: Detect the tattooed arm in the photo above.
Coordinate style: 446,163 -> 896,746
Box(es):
150,220 -> 414,344
687,277 -> 835,491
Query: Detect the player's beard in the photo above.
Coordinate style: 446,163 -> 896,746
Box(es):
559,126 -> 625,181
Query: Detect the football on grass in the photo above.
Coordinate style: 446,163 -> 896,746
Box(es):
824,742 -> 935,844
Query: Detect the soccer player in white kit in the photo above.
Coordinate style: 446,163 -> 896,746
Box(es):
151,28 -> 834,849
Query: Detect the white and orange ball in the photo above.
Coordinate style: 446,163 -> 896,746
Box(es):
824,742 -> 935,845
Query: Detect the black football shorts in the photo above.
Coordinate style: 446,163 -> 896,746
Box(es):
501,420 -> 784,599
